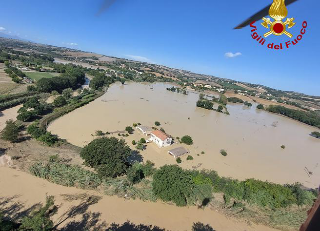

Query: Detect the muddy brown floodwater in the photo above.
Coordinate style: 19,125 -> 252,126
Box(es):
48,82 -> 320,188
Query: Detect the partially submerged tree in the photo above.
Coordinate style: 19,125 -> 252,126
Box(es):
181,135 -> 193,145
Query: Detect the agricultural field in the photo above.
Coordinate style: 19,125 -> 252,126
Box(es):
25,71 -> 60,81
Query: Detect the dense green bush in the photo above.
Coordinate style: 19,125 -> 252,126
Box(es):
27,122 -> 58,146
219,94 -> 228,105
30,159 -> 101,189
257,104 -> 264,110
155,121 -> 161,126
311,131 -> 320,138
1,120 -> 19,142
176,157 -> 182,164
228,97 -> 244,104
38,132 -> 59,146
153,165 -> 213,207
127,163 -> 144,184
53,96 -> 67,107
244,101 -> 253,107
80,137 -> 131,178
125,126 -> 134,134
217,105 -> 224,112
220,149 -> 227,156
152,165 -> 194,206
181,135 -> 193,145
27,122 -> 46,139
187,155 -> 194,160
17,97 -> 52,122
196,100 -> 213,110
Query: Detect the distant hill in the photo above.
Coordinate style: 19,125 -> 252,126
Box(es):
0,32 -> 28,41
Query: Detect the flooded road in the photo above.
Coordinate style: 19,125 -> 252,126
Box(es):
48,82 -> 320,188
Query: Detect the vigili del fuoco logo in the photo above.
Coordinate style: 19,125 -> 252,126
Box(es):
250,0 -> 307,50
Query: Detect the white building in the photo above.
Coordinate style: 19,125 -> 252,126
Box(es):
137,125 -> 153,136
150,130 -> 172,148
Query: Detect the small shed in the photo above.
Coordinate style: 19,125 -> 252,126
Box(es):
168,147 -> 189,158
137,126 -> 153,136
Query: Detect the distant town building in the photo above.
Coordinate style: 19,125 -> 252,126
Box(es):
150,130 -> 172,148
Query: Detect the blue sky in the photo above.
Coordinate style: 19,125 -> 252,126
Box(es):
0,0 -> 319,95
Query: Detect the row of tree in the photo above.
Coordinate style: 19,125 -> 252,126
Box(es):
78,136 -> 318,209
267,105 -> 320,128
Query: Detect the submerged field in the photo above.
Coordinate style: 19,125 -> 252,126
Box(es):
48,82 -> 320,188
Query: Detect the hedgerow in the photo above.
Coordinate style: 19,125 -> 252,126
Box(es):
29,158 -> 101,189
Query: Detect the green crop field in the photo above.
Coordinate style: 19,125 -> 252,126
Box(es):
25,72 -> 60,81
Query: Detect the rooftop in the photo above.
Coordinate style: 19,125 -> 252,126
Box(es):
137,125 -> 152,133
151,130 -> 169,141
168,147 -> 189,158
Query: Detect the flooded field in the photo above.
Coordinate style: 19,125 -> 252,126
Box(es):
0,105 -> 21,131
48,82 -> 320,188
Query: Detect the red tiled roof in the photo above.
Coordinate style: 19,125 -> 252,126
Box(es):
151,130 -> 169,141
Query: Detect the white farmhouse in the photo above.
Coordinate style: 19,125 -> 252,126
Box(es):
150,130 -> 172,148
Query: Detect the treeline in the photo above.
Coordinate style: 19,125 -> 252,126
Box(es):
0,92 -> 43,111
36,65 -> 85,93
267,105 -> 320,128
227,97 -> 244,104
30,136 -> 317,211
89,71 -> 115,90
153,165 -> 317,208
166,86 -> 187,95
4,63 -> 26,83
196,100 -> 213,110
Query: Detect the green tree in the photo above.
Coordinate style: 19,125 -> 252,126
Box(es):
53,96 -> 67,107
220,149 -> 227,156
187,155 -> 194,160
217,105 -> 223,112
257,104 -> 264,110
311,131 -> 320,138
155,121 -> 161,126
80,137 -> 131,178
181,135 -> 193,145
152,165 -> 194,206
136,143 -> 145,150
19,196 -> 55,231
62,88 -> 73,99
1,120 -> 19,142
219,94 -> 228,105
127,164 -> 144,184
95,130 -> 104,136
125,126 -> 134,134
